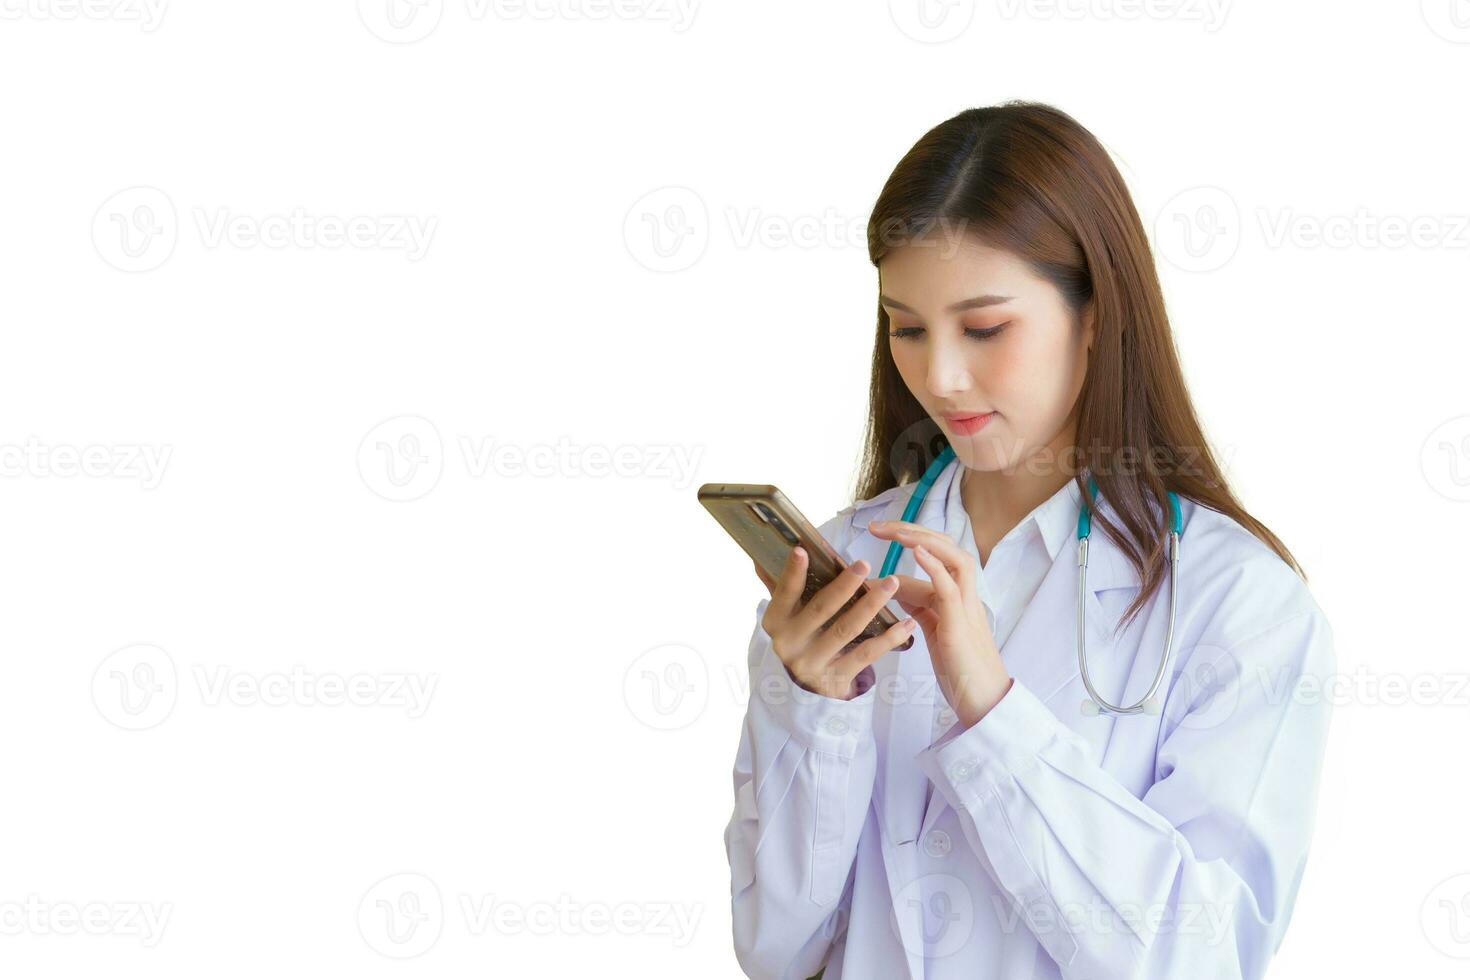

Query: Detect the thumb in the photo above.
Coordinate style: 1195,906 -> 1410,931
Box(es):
908,604 -> 942,637
889,573 -> 935,608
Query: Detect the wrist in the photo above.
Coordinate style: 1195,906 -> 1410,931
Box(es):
956,675 -> 1013,728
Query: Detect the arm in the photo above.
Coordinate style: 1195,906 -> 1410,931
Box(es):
724,511 -> 881,979
914,598 -> 1336,978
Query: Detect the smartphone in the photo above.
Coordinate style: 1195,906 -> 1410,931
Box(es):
698,482 -> 914,651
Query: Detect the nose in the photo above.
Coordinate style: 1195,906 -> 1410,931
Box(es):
924,339 -> 973,400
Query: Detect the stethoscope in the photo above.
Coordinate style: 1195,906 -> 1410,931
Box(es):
876,444 -> 1182,716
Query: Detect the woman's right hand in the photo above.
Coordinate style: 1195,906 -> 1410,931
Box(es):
753,547 -> 917,701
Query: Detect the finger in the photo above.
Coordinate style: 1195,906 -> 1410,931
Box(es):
765,546 -> 808,624
896,528 -> 974,594
869,521 -> 975,589
789,557 -> 869,642
834,616 -> 919,682
810,572 -> 903,661
913,544 -> 960,604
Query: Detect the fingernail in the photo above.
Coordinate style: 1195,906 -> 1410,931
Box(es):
852,559 -> 868,574
883,576 -> 898,591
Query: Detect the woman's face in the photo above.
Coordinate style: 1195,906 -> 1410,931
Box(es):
879,236 -> 1093,476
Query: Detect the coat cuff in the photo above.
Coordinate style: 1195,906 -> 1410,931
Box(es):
915,678 -> 1059,807
751,644 -> 876,759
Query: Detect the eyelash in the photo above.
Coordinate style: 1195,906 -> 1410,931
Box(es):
888,324 -> 1009,341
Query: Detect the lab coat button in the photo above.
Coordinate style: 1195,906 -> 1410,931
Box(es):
937,706 -> 957,727
948,759 -> 977,782
823,717 -> 849,736
923,829 -> 952,857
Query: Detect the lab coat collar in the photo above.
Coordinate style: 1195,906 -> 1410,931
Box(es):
943,461 -> 1092,570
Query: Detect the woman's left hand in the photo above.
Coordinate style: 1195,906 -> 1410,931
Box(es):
867,519 -> 1013,727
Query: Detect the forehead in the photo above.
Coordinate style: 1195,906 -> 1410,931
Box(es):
878,235 -> 1036,293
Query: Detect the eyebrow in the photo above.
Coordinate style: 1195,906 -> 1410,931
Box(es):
879,293 -> 1015,314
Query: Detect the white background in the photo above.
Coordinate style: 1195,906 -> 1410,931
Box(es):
2,1 -> 1468,976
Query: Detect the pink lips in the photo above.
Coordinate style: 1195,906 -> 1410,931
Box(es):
942,411 -> 995,435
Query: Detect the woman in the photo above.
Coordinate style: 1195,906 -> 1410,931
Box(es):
723,102 -> 1334,979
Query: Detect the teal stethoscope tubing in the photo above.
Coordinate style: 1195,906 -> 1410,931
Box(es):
877,444 -> 1183,716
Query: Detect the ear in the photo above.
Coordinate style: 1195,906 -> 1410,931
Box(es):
1081,300 -> 1096,353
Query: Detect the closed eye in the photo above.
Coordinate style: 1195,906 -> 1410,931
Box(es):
889,324 -> 1009,341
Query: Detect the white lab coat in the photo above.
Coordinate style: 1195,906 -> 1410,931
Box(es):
724,457 -> 1335,979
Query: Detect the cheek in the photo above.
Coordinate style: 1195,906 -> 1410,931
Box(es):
1013,330 -> 1080,392
889,341 -> 925,387
976,341 -> 1030,399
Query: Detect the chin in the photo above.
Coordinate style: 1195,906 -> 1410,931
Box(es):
952,434 -> 1042,475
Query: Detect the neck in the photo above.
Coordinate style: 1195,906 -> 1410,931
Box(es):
959,425 -> 1081,538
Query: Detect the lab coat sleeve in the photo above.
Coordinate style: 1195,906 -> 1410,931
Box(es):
913,594 -> 1335,979
724,508 -> 881,980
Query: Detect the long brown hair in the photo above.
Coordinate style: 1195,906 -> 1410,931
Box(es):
855,101 -> 1303,631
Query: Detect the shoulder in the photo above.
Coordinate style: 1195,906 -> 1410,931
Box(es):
1173,493 -> 1334,662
